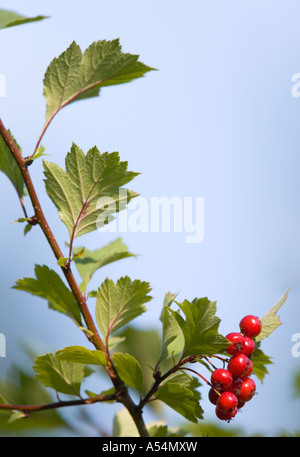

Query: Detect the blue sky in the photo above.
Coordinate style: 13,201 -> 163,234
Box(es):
0,0 -> 300,435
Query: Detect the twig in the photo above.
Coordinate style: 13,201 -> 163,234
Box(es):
0,393 -> 117,415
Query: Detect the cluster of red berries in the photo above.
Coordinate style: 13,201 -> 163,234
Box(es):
208,315 -> 262,422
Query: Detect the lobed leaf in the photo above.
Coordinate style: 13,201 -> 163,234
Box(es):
33,353 -> 85,396
163,371 -> 202,397
43,144 -> 138,240
43,39 -> 155,126
112,353 -> 144,392
155,381 -> 203,423
159,292 -> 184,362
95,276 -> 152,338
251,348 -> 273,383
13,264 -> 82,325
168,298 -> 229,358
255,289 -> 290,342
154,371 -> 203,424
74,237 -> 136,291
56,346 -> 106,367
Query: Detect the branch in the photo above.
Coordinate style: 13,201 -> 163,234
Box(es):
0,117 -> 149,437
0,393 -> 117,415
0,118 -> 105,354
138,355 -> 198,411
138,364 -> 180,411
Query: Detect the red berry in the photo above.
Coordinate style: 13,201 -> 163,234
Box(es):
208,388 -> 220,405
239,315 -> 262,338
215,405 -> 237,421
242,336 -> 256,356
241,358 -> 253,379
237,399 -> 245,409
227,377 -> 243,395
225,332 -> 245,355
216,391 -> 238,412
228,353 -> 252,378
211,369 -> 233,391
237,377 -> 256,402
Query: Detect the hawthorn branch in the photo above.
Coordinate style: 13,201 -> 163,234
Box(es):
0,392 -> 117,415
138,355 -> 199,412
0,118 -> 104,353
0,117 -> 149,437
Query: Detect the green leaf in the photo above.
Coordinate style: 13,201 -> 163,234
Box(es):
155,381 -> 203,423
72,247 -> 85,261
24,224 -> 33,236
147,423 -> 187,437
0,130 -> 25,198
56,346 -> 106,366
292,369 -> 300,398
0,366 -> 71,432
159,371 -> 203,421
168,298 -> 229,358
162,291 -> 177,309
163,371 -> 202,398
147,424 -> 169,437
33,353 -> 85,396
74,238 -> 136,290
251,348 -> 273,383
13,264 -> 82,325
0,392 -> 11,417
95,276 -> 152,337
107,336 -> 126,350
43,39 -> 155,126
0,9 -> 48,29
12,217 -> 36,236
116,327 -> 162,396
159,292 -> 184,362
112,353 -> 144,392
255,289 -> 290,342
7,411 -> 27,423
43,144 -> 138,240
183,421 -> 245,438
85,386 -> 116,400
57,257 -> 69,267
113,408 -> 139,437
12,217 -> 32,224
31,146 -> 48,161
